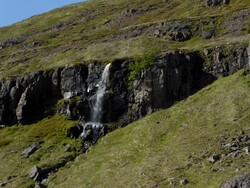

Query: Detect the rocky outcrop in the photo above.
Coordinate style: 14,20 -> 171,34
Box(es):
203,44 -> 249,77
204,0 -> 230,7
16,71 -> 56,124
220,173 -> 250,188
100,7 -> 249,44
0,79 -> 16,125
0,43 -> 249,127
127,51 -> 211,121
0,70 -> 60,125
60,64 -> 88,99
224,9 -> 250,36
0,36 -> 27,50
107,59 -> 130,123
167,24 -> 192,42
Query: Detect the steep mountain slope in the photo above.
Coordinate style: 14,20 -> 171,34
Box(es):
0,0 -> 250,187
45,69 -> 250,188
0,0 -> 249,77
0,68 -> 249,188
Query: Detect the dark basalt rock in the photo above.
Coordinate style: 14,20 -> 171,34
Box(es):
68,123 -> 84,139
107,59 -> 130,123
60,64 -> 88,99
203,45 -> 249,77
0,43 -> 249,127
0,79 -> 16,125
16,70 -> 56,124
220,172 -> 250,188
167,24 -> 192,42
34,183 -> 47,188
0,69 -> 62,125
127,51 -> 214,122
204,0 -> 230,7
80,122 -> 106,144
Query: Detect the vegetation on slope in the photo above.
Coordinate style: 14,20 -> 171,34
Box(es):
0,113 -> 81,188
0,0 -> 249,187
42,69 -> 250,188
0,0 -> 249,77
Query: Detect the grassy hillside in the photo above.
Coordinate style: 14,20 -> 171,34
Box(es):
0,67 -> 249,187
0,0 -> 250,187
0,114 -> 82,188
42,69 -> 250,188
0,0 -> 249,77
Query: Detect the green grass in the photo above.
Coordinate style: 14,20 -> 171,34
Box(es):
45,69 -> 250,188
0,113 -> 81,188
0,138 -> 12,148
128,51 -> 159,89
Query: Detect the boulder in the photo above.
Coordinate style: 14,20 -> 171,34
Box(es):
80,122 -> 106,144
0,182 -> 7,187
180,179 -> 189,185
29,166 -> 43,181
34,183 -> 47,188
67,123 -> 84,139
22,143 -> 40,158
208,155 -> 220,163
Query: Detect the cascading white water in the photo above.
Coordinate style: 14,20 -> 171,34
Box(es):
90,63 -> 111,123
80,63 -> 111,143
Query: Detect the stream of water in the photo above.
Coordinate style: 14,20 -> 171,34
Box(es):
80,63 -> 111,142
90,63 -> 111,123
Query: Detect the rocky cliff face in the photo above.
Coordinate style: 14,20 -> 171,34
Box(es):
127,52 -> 206,122
0,71 -> 58,125
0,44 -> 249,128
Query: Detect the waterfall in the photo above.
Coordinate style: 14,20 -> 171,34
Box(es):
80,63 -> 111,143
90,63 -> 111,123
